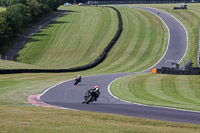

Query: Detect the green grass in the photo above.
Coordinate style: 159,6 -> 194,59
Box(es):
16,6 -> 118,69
2,6 -> 168,72
0,4 -> 200,132
108,3 -> 200,114
0,73 -> 200,132
0,105 -> 199,133
0,60 -> 37,69
87,7 -> 168,73
110,73 -> 200,111
133,3 -> 200,66
0,73 -> 79,104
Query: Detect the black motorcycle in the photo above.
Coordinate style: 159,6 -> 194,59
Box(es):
74,78 -> 81,85
82,89 -> 100,104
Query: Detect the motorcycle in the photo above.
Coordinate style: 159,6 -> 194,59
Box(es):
82,89 -> 100,104
74,77 -> 81,85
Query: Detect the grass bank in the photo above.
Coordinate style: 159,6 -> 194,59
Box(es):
89,7 -> 168,73
0,60 -> 37,69
16,6 -> 118,69
1,6 -> 168,72
110,73 -> 200,111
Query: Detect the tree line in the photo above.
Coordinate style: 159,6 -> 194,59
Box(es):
0,0 -> 70,54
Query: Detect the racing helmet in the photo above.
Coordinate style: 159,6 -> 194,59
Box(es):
95,86 -> 99,88
94,86 -> 99,91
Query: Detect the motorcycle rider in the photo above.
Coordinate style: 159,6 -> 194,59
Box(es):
75,75 -> 81,82
74,75 -> 82,85
82,86 -> 100,103
92,86 -> 100,101
76,75 -> 81,82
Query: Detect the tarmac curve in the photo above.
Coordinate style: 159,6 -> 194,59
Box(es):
38,6 -> 200,124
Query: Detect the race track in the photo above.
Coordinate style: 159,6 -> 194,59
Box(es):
39,7 -> 200,124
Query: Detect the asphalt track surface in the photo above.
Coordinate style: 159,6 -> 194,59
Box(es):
40,7 -> 200,124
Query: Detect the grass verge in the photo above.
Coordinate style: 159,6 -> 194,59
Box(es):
110,73 -> 200,111
0,105 -> 200,133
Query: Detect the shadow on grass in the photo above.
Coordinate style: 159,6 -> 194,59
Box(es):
58,10 -> 77,13
51,21 -> 69,24
59,10 -> 78,17
26,38 -> 40,43
33,33 -> 49,37
41,25 -> 53,29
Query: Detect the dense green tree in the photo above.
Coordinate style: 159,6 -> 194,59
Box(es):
6,3 -> 31,32
6,0 -> 26,6
0,12 -> 12,47
26,0 -> 41,18
37,0 -> 64,13
37,0 -> 52,13
62,0 -> 86,4
0,0 -> 65,54
0,0 -> 7,7
49,0 -> 64,11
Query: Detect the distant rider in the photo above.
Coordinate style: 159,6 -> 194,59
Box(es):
76,75 -> 81,82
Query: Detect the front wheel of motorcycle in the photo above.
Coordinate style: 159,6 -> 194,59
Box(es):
86,95 -> 93,104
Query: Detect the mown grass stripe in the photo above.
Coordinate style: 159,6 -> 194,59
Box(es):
16,6 -> 118,69
90,7 -> 138,72
99,8 -> 143,72
116,9 -> 151,72
160,75 -> 188,105
110,73 -> 200,111
82,8 -> 114,60
190,76 -> 200,100
175,76 -> 200,105
112,9 -> 148,71
90,7 -> 168,73
124,10 -> 167,72
141,74 -> 176,104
